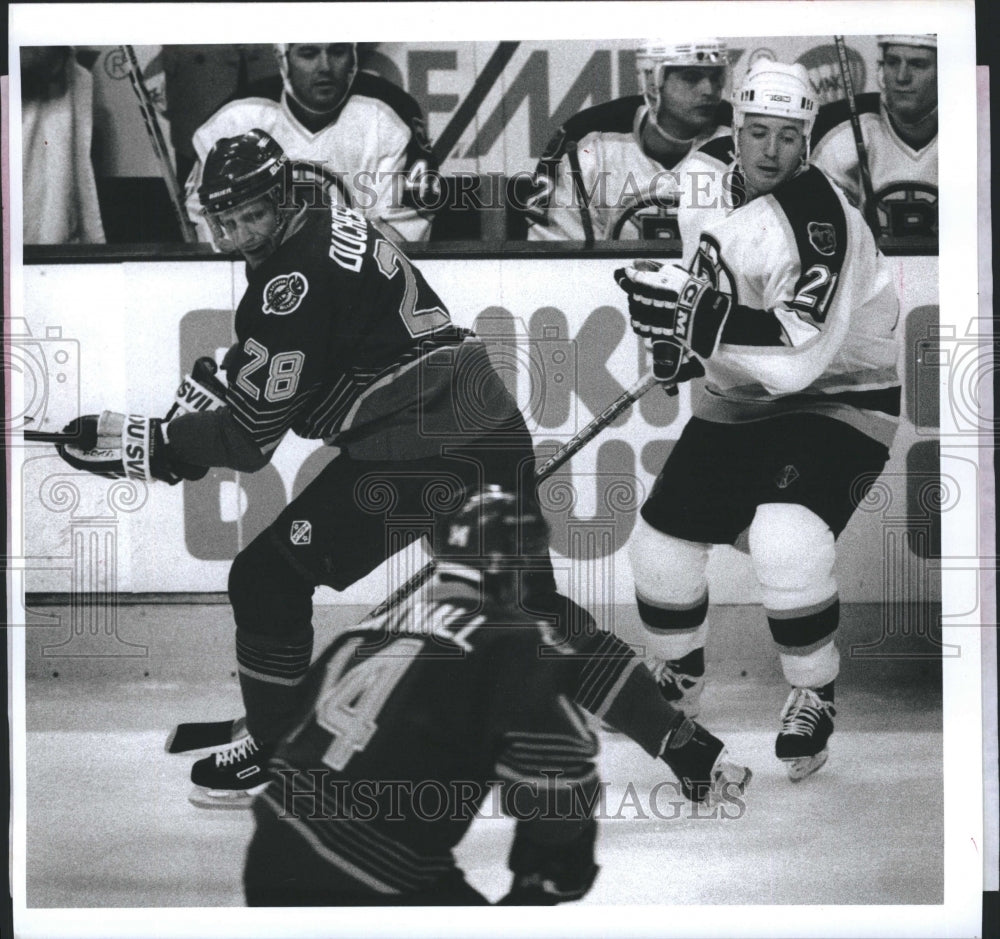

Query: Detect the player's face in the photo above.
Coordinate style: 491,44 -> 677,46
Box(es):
881,45 -> 937,123
657,67 -> 726,136
737,115 -> 807,196
211,195 -> 283,266
287,43 -> 356,112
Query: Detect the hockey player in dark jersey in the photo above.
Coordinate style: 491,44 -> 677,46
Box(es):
244,485 -> 745,905
527,39 -> 732,243
615,61 -> 901,781
243,486 -> 598,905
183,43 -> 436,242
55,130 -> 750,808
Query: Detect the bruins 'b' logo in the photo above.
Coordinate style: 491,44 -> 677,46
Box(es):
263,272 -> 309,316
807,222 -> 837,256
692,234 -> 735,300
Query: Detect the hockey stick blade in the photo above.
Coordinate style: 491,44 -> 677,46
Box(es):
166,716 -> 248,754
23,430 -> 81,444
23,418 -> 91,445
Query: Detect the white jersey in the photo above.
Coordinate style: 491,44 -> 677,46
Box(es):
810,92 -> 937,242
184,72 -> 434,242
526,96 -> 732,242
679,150 -> 901,448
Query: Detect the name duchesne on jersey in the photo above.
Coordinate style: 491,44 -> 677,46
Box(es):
328,204 -> 370,273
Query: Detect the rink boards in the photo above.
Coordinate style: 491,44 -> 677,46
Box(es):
12,252 -> 946,608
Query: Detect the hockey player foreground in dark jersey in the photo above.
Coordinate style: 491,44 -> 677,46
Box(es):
243,487 -> 749,905
52,130 -> 750,816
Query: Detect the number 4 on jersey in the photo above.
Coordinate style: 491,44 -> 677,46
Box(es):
313,636 -> 423,771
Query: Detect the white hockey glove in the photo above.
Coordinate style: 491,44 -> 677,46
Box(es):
614,260 -> 731,380
164,356 -> 228,422
660,715 -> 752,806
56,411 -> 205,485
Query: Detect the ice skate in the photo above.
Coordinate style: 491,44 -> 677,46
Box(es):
775,687 -> 836,781
188,734 -> 272,809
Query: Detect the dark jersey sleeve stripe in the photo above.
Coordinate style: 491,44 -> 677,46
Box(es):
534,95 -> 644,181
352,72 -> 437,172
811,92 -> 881,147
697,133 -> 735,166
770,167 -> 849,321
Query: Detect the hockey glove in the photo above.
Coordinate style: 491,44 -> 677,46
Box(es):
651,339 -> 707,389
660,715 -> 752,806
164,356 -> 228,422
614,260 -> 731,371
498,820 -> 599,905
56,411 -> 205,485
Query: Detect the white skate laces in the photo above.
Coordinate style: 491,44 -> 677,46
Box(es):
776,687 -> 836,782
215,734 -> 260,767
188,733 -> 272,810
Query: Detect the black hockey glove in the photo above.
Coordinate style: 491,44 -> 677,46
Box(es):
614,260 -> 731,380
164,356 -> 229,422
660,715 -> 752,805
56,411 -> 205,485
497,820 -> 599,905
651,340 -> 707,392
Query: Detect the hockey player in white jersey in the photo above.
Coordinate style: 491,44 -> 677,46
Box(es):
526,39 -> 732,243
811,35 -> 937,241
183,43 -> 436,242
615,61 -> 901,780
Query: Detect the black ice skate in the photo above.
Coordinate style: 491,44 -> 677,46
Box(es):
189,734 -> 272,809
648,656 -> 705,718
775,687 -> 836,781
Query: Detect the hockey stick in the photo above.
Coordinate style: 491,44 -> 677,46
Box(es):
119,45 -> 197,244
166,370 -> 665,753
23,429 -> 83,443
566,141 -> 596,248
23,418 -> 88,444
357,370 -> 663,621
23,357 -> 224,445
833,36 -> 881,238
430,41 -> 520,165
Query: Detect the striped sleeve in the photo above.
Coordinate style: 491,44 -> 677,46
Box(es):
490,634 -> 600,826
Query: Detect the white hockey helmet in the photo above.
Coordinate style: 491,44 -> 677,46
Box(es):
637,39 -> 729,141
637,38 -> 729,105
273,43 -> 359,114
733,60 -> 817,136
876,34 -> 937,51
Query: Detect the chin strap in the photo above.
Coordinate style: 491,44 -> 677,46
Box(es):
644,108 -> 699,148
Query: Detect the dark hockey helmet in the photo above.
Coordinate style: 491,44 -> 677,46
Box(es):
434,484 -> 551,595
198,128 -> 289,215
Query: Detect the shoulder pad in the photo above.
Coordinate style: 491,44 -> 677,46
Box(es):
811,92 -> 881,146
561,95 -> 645,139
352,71 -> 426,123
769,167 -> 849,274
243,75 -> 284,104
697,134 -> 735,166
537,95 -> 643,169
713,99 -> 734,129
